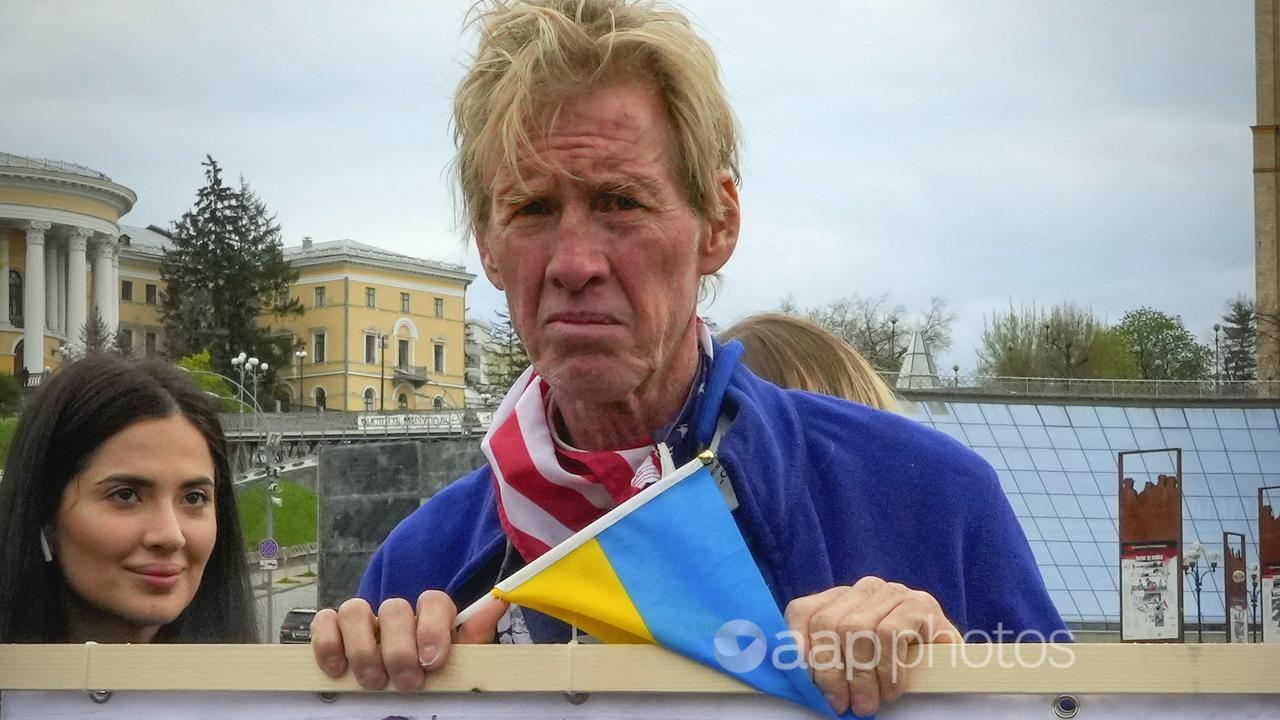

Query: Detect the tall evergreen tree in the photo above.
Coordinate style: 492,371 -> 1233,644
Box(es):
1218,297 -> 1257,381
478,307 -> 530,397
79,306 -> 117,355
160,156 -> 302,378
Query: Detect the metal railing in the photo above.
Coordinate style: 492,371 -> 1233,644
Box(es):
0,152 -> 111,180
883,372 -> 1280,399
392,364 -> 427,383
220,408 -> 496,438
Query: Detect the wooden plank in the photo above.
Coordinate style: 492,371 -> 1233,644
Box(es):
0,645 -> 88,690
1,643 -> 1278,694
8,689 -> 1279,720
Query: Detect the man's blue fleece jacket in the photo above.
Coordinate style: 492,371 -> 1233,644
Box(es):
358,354 -> 1066,638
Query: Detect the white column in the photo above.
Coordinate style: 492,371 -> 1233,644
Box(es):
44,240 -> 57,332
67,229 -> 89,339
0,238 -> 9,327
109,244 -> 120,333
24,221 -> 49,374
92,238 -> 113,328
56,244 -> 67,334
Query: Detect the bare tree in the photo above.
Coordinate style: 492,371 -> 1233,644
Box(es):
793,294 -> 952,371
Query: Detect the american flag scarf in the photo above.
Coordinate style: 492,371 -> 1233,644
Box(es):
481,320 -> 715,561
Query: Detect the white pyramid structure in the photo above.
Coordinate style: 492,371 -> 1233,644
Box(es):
896,330 -> 940,389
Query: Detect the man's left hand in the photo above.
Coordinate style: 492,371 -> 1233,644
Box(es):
784,576 -> 961,717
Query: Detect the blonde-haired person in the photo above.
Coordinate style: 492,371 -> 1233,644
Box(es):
720,313 -> 899,412
312,2 -> 1064,715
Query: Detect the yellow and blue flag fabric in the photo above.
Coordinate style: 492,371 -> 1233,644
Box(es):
489,457 -> 840,718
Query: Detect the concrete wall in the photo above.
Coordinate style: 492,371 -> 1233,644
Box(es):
317,437 -> 486,608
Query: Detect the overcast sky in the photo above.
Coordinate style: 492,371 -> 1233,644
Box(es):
0,1 -> 1255,371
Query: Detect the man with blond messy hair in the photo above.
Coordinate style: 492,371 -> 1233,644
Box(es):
312,1 -> 1065,715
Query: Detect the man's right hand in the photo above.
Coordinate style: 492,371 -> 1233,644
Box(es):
310,589 -> 509,692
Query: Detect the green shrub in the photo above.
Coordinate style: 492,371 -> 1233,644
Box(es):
0,374 -> 22,415
236,480 -> 318,550
0,417 -> 18,468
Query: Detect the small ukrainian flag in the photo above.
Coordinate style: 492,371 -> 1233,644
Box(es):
473,456 -> 840,718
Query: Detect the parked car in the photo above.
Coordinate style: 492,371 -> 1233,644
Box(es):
280,607 -> 317,644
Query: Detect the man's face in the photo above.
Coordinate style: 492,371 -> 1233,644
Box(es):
477,82 -> 738,404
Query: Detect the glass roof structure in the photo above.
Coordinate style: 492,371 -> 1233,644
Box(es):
899,398 -> 1278,626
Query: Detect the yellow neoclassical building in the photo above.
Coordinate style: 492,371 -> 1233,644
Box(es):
114,229 -> 475,412
0,153 -> 136,380
271,237 -> 474,412
2,152 -> 475,408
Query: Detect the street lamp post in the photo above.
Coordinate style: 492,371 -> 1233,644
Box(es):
379,333 -> 388,411
952,364 -> 960,388
1213,323 -> 1222,392
248,357 -> 269,411
1249,562 -> 1262,643
889,317 -> 898,365
1182,541 -> 1219,643
231,352 -> 249,413
294,349 -> 307,411
233,352 -> 269,412
265,470 -> 282,643
207,380 -> 279,642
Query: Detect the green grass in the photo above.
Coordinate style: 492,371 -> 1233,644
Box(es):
236,480 -> 318,550
0,416 -> 18,468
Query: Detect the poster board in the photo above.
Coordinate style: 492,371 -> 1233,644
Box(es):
1223,531 -> 1247,643
1119,541 -> 1178,640
1117,449 -> 1183,643
1261,487 -> 1280,644
1264,567 -> 1280,644
2,644 -> 1278,720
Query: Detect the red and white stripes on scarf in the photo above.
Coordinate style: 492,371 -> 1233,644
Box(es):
481,370 -> 661,561
481,320 -> 713,562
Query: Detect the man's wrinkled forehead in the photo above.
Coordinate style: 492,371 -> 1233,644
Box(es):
485,87 -> 678,200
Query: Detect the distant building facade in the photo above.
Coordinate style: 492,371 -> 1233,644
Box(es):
275,237 -> 473,412
0,153 -> 136,380
1,152 -> 474,407
1257,0 -> 1280,390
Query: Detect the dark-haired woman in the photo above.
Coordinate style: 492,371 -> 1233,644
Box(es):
0,354 -> 256,642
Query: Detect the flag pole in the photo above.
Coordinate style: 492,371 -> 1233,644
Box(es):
452,452 -> 716,630
453,592 -> 501,629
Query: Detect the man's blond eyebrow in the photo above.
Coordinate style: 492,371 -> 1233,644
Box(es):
493,177 -> 550,205
594,175 -> 662,199
492,172 -> 664,205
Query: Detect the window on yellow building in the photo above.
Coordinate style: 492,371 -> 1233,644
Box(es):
398,393 -> 408,410
314,287 -> 326,308
121,281 -> 133,302
401,293 -> 410,313
433,343 -> 445,374
144,332 -> 157,357
313,332 -> 326,363
398,339 -> 410,368
315,387 -> 327,411
366,287 -> 376,308
119,329 -> 133,356
434,297 -> 444,318
145,284 -> 157,305
363,387 -> 376,412
364,333 -> 378,364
